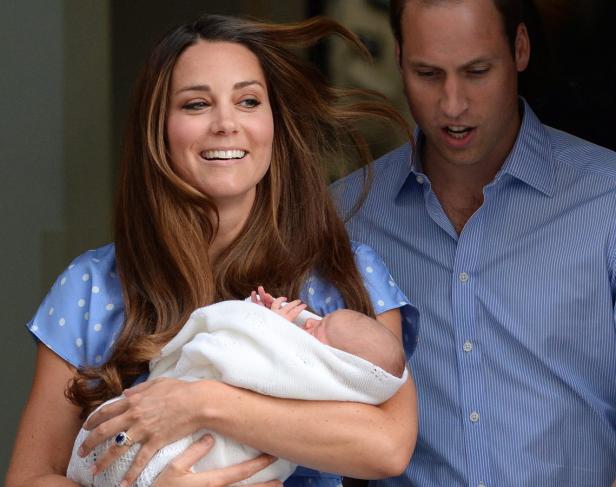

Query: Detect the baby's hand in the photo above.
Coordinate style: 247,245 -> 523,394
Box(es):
250,285 -> 275,308
270,297 -> 307,322
250,286 -> 307,322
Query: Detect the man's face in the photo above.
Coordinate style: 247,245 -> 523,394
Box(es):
398,0 -> 529,171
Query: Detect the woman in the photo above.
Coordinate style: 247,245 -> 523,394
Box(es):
6,14 -> 418,487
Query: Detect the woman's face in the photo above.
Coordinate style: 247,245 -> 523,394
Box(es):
166,40 -> 274,212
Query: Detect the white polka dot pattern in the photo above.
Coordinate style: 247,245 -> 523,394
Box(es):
25,244 -> 124,369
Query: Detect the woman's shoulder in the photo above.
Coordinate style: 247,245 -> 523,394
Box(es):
350,240 -> 420,351
26,243 -> 125,368
305,241 -> 417,319
349,240 -> 395,285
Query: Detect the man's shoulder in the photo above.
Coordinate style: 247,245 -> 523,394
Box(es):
545,125 -> 616,179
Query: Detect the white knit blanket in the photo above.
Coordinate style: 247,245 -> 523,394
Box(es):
67,300 -> 407,486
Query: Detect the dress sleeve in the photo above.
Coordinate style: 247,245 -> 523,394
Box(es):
351,242 -> 420,353
26,244 -> 125,368
302,242 -> 420,354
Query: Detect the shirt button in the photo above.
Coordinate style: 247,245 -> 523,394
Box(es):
478,483 -> 486,487
459,272 -> 470,283
463,340 -> 473,352
416,175 -> 425,184
470,411 -> 480,423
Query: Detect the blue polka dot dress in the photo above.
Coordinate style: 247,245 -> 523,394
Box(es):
27,241 -> 418,486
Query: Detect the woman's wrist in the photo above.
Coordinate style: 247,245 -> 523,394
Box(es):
191,380 -> 234,430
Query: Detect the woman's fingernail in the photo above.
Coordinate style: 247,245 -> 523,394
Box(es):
120,481 -> 128,487
78,447 -> 85,457
89,465 -> 98,475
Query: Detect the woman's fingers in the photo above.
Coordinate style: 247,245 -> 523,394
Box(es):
152,439 -> 277,487
89,436 -> 139,476
164,434 -> 214,473
79,413 -> 128,456
120,434 -> 182,486
195,453 -> 277,486
84,396 -> 129,430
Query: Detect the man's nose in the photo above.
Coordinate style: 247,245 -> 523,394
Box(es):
439,77 -> 469,119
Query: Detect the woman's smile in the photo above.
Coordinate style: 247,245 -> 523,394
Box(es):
166,40 -> 274,208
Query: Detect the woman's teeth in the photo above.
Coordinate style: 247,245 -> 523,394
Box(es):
202,149 -> 246,160
446,126 -> 472,139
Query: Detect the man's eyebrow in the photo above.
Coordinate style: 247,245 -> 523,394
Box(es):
408,60 -> 439,69
460,57 -> 493,69
174,80 -> 264,95
407,57 -> 493,70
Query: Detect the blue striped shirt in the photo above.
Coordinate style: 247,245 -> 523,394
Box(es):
332,100 -> 616,486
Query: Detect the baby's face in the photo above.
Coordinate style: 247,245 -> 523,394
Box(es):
304,315 -> 333,345
303,310 -> 351,347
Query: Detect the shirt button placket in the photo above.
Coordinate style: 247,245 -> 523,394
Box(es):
453,219 -> 490,486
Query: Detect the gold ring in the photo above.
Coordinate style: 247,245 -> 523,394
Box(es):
114,431 -> 135,447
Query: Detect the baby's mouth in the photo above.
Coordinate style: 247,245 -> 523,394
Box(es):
201,149 -> 247,160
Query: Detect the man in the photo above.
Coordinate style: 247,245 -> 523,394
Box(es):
333,0 -> 616,485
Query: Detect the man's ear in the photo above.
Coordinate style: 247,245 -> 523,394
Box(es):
515,23 -> 531,72
395,41 -> 403,70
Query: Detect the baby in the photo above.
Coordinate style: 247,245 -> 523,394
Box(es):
68,291 -> 407,486
251,285 -> 406,378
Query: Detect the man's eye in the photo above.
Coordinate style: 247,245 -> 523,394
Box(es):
468,68 -> 489,76
416,71 -> 437,78
240,98 -> 261,108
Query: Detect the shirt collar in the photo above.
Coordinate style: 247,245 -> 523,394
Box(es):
391,140 -> 417,197
396,98 -> 556,198
495,98 -> 556,197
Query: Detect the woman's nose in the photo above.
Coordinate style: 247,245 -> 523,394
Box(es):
210,107 -> 238,134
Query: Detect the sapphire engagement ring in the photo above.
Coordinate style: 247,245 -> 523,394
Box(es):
114,431 -> 135,448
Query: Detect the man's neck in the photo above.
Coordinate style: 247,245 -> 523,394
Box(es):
419,106 -> 523,234
422,145 -> 508,235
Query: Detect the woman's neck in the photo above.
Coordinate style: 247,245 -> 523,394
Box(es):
208,193 -> 254,261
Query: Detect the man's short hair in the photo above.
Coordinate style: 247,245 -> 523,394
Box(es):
389,0 -> 524,56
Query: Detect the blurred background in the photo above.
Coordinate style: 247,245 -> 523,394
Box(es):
1,0 -> 614,478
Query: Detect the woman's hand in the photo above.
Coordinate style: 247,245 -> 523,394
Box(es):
78,377 -> 212,485
152,435 -> 281,487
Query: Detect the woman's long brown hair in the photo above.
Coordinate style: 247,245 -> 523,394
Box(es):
67,14 -> 410,415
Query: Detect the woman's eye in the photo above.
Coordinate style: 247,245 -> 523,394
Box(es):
183,101 -> 208,110
239,98 -> 261,108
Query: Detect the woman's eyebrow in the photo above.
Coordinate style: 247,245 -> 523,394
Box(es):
233,80 -> 264,90
174,84 -> 211,95
174,80 -> 264,95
